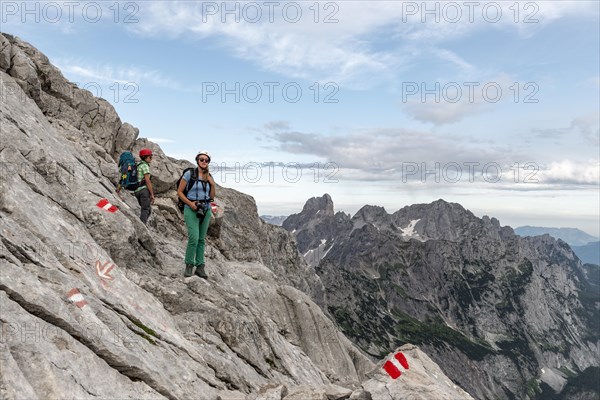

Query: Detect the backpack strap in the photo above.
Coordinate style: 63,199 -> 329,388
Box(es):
200,171 -> 211,200
136,161 -> 149,188
184,168 -> 198,196
200,179 -> 208,197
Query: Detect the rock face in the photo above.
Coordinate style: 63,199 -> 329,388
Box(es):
362,345 -> 475,400
283,195 -> 600,400
282,194 -> 352,269
0,33 -> 472,400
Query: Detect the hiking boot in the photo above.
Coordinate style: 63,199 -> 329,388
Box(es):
184,264 -> 195,277
195,264 -> 208,279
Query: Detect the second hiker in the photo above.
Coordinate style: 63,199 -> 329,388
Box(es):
135,148 -> 155,224
177,151 -> 216,278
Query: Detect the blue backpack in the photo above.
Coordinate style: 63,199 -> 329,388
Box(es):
118,151 -> 144,191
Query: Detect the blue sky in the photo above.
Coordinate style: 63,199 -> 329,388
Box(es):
2,1 -> 599,236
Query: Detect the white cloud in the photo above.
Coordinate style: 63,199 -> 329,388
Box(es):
264,121 -> 291,132
533,112 -> 600,146
402,98 -> 490,125
267,126 -> 516,174
55,59 -> 181,90
264,124 -> 600,191
540,160 -> 600,185
124,1 -> 596,88
128,1 -> 401,87
400,74 -> 515,125
434,49 -> 475,72
147,138 -> 175,144
531,1 -> 598,22
573,113 -> 600,146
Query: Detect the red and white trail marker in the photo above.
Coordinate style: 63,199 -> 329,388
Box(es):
383,351 -> 410,379
95,260 -> 115,282
66,288 -> 88,309
96,198 -> 118,213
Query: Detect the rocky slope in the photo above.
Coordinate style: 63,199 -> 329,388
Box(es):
283,194 -> 600,400
0,33 -> 474,400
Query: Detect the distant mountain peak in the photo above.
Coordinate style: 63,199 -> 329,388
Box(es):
301,193 -> 334,216
515,226 -> 598,246
353,204 -> 389,220
259,215 -> 288,226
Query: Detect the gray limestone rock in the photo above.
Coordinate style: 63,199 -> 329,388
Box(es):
247,384 -> 288,400
0,32 -> 504,400
349,390 -> 372,400
0,34 -> 10,71
282,385 -> 328,400
362,345 -> 474,400
114,123 -> 140,158
279,383 -> 352,400
2,35 -> 135,157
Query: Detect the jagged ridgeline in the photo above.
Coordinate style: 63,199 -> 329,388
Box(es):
282,194 -> 600,400
0,33 -> 481,400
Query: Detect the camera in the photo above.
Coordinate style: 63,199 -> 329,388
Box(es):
195,202 -> 205,219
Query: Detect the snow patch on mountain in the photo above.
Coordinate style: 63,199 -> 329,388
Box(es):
398,219 -> 427,241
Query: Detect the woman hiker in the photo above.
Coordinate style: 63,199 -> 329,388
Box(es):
177,151 -> 216,278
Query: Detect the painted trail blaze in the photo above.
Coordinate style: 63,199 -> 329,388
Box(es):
96,198 -> 118,213
383,351 -> 410,379
66,288 -> 88,309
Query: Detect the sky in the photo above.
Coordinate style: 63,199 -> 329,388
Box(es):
2,0 -> 599,236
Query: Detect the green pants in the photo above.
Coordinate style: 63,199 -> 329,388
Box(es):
184,206 -> 212,265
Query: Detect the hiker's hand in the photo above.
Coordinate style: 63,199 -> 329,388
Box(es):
190,202 -> 198,211
150,194 -> 155,204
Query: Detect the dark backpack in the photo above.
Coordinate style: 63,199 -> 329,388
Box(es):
118,151 -> 144,191
176,168 -> 212,212
176,167 -> 198,212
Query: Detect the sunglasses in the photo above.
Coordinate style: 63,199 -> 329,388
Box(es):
198,157 -> 210,163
